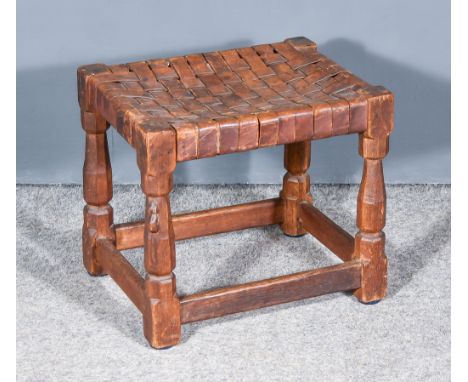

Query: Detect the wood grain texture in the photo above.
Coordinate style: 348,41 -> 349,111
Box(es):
82,205 -> 114,276
180,261 -> 361,324
114,198 -> 283,250
350,84 -> 393,303
299,202 -> 355,261
353,156 -> 388,303
96,239 -> 145,312
82,125 -> 112,205
80,88 -> 114,276
172,197 -> 282,241
137,132 -> 181,349
280,141 -> 312,236
353,138 -> 391,302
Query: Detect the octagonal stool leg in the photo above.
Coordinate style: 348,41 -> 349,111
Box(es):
81,110 -> 114,276
352,87 -> 393,303
353,134 -> 389,303
280,141 -> 313,236
136,126 -> 181,349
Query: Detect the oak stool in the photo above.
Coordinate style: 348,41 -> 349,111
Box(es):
78,37 -> 393,349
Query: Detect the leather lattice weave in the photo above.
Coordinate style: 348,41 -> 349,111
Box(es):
79,37 -> 388,162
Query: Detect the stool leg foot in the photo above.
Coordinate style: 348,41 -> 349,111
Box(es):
81,111 -> 114,276
143,273 -> 181,349
280,141 -> 312,236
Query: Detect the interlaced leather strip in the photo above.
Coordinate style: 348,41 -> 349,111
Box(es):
87,37 -> 389,161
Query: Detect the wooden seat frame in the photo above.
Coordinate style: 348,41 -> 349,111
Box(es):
78,39 -> 393,349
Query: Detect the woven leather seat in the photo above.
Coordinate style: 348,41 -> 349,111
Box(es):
78,37 -> 390,162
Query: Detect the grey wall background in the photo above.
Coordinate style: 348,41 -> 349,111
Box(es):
17,0 -> 450,184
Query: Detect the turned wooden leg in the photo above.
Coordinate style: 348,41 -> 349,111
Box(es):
81,110 -> 114,276
280,141 -> 312,236
353,135 -> 389,303
142,190 -> 181,348
136,126 -> 181,349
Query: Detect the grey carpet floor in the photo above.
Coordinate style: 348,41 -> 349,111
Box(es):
16,184 -> 450,382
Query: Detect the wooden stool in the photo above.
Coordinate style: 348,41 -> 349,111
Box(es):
78,37 -> 393,348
